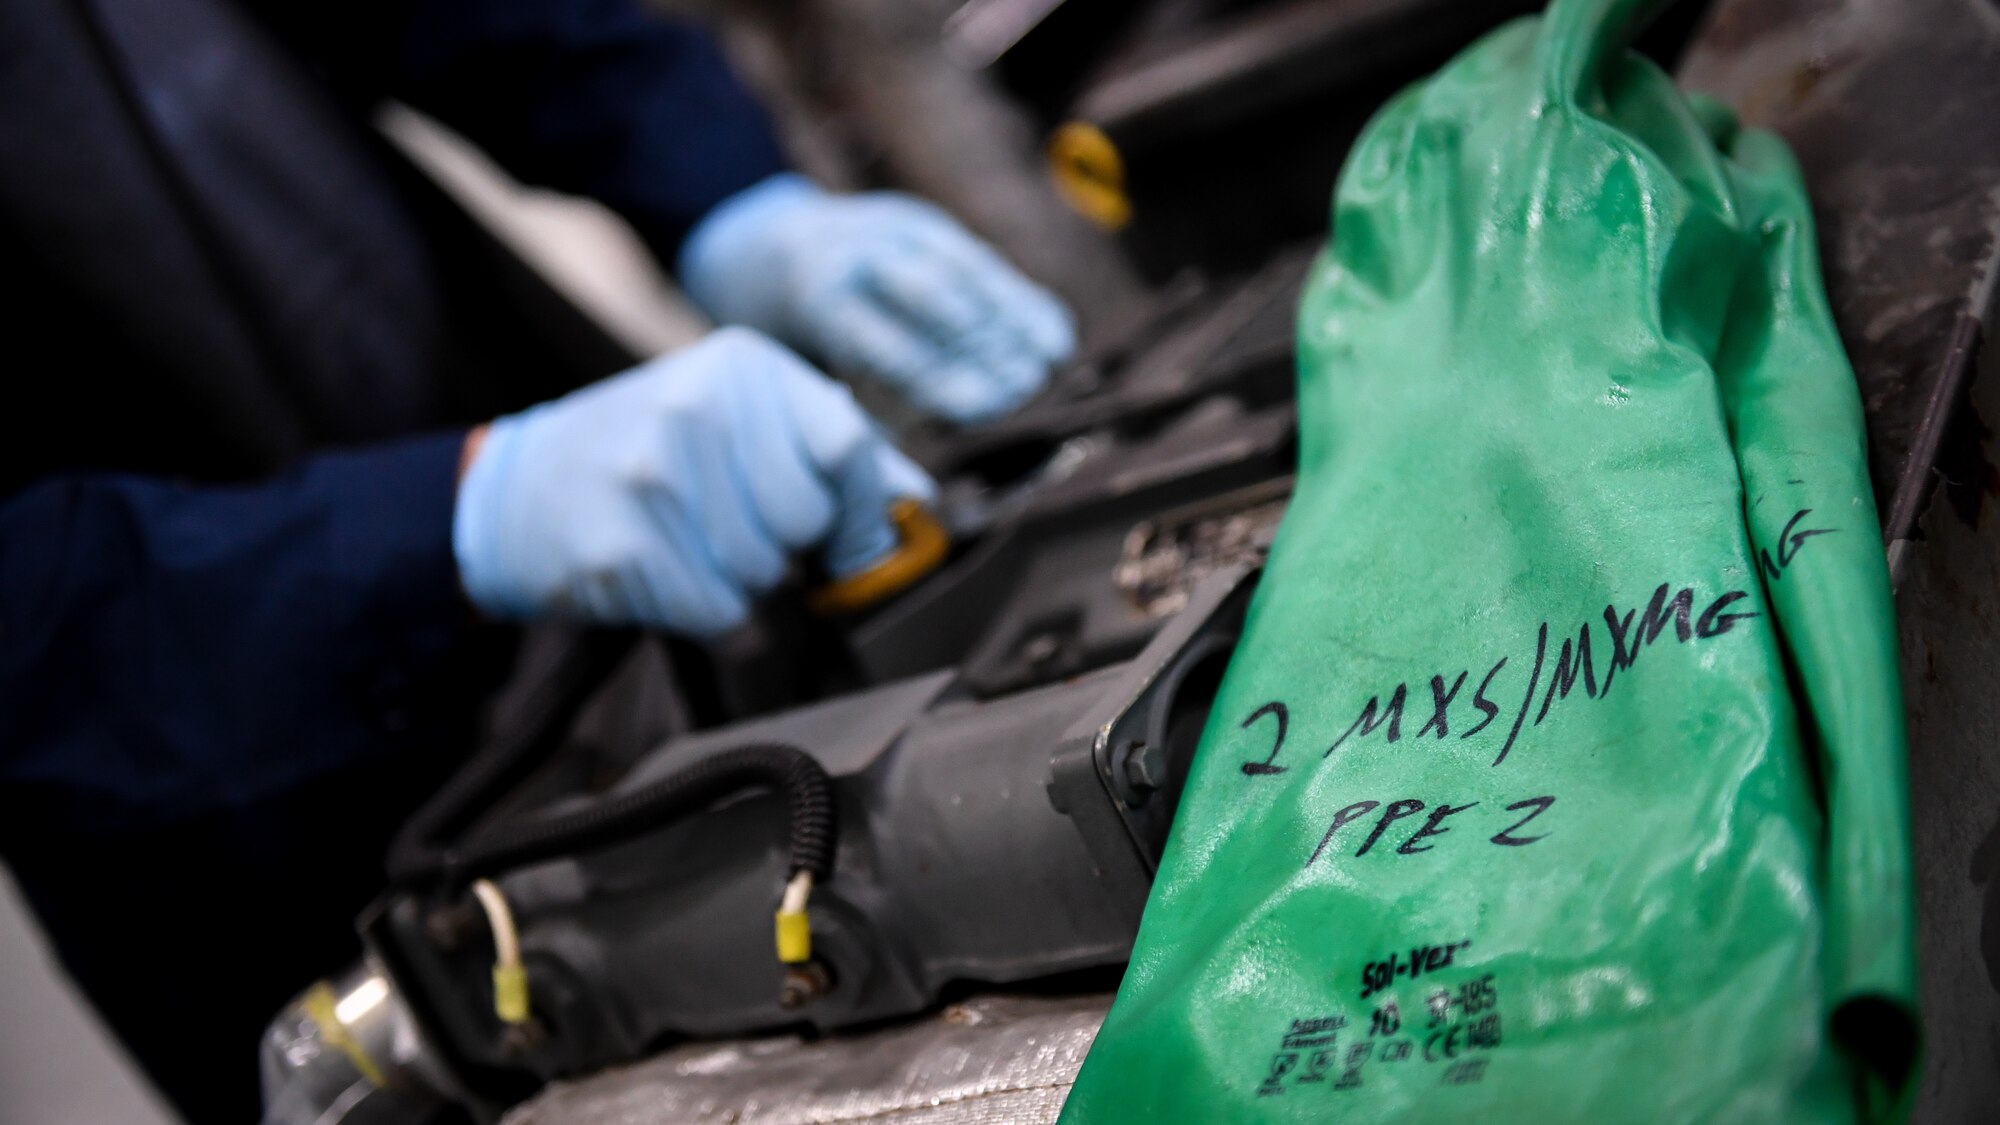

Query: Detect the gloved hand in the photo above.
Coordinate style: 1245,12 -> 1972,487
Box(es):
679,174 -> 1076,425
453,328 -> 938,638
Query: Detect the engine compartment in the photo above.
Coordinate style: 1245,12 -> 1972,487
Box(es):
336,245 -> 1311,1114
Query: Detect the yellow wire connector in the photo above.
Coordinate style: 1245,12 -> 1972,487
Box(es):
491,964 -> 531,1026
471,879 -> 531,1025
300,981 -> 388,1088
774,870 -> 814,964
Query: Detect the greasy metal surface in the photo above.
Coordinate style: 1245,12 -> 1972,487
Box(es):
1681,2 -> 2000,1120
1893,307 -> 2000,1124
1678,0 -> 2000,544
1114,477 -> 1290,618
496,993 -> 1109,1125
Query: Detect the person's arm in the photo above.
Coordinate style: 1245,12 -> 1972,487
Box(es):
241,0 -> 785,258
0,331 -> 936,836
0,434 -> 471,835
247,0 -> 1074,423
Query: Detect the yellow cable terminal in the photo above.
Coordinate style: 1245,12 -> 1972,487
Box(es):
775,870 -> 814,964
775,913 -> 812,964
491,964 -> 531,1025
300,981 -> 389,1088
807,500 -> 950,616
1047,121 -> 1133,231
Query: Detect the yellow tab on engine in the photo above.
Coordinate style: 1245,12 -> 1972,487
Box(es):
1048,122 -> 1133,231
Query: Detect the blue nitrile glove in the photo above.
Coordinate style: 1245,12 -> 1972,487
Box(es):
453,328 -> 938,639
679,174 -> 1076,424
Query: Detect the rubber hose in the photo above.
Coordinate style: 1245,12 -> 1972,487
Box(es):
408,743 -> 836,889
387,630 -> 638,885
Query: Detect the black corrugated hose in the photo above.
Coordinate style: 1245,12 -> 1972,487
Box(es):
387,630 -> 638,886
420,743 -> 834,887
386,631 -> 836,889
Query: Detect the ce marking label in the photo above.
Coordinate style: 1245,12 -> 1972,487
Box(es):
1424,1026 -> 1467,1062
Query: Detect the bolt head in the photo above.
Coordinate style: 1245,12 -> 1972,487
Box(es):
1121,740 -> 1169,793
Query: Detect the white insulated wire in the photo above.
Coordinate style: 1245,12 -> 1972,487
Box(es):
780,870 -> 814,915
470,879 -> 521,969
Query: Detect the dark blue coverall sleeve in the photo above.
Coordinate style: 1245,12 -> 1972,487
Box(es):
394,0 -> 788,257
0,435 -> 467,837
0,437 -> 488,1123
0,1 -> 784,831
0,7 -> 784,1120
262,0 -> 789,258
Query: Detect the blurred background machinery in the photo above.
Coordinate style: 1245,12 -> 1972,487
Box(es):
234,0 -> 2000,1123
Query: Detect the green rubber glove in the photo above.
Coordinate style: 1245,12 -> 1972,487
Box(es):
1059,1 -> 1917,1122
